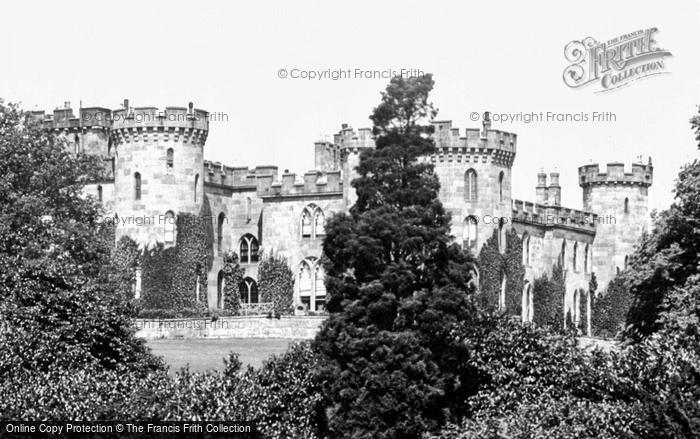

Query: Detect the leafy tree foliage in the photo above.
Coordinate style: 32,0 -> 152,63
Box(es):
0,102 -> 159,376
258,252 -> 294,314
592,274 -> 633,338
314,75 -> 477,438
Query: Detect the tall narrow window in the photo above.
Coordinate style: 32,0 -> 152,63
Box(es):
239,277 -> 259,304
624,197 -> 629,214
194,174 -> 199,203
301,209 -> 312,238
560,240 -> 567,269
314,209 -> 326,237
246,197 -> 252,223
97,185 -> 103,202
134,172 -> 141,200
217,270 -> 225,308
463,216 -> 478,250
217,212 -> 226,253
499,171 -> 504,202
498,218 -> 506,253
164,210 -> 175,243
573,242 -> 579,272
522,233 -> 530,265
584,244 -> 590,273
166,148 -> 174,169
465,169 -> 477,201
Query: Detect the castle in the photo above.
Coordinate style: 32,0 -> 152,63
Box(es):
30,102 -> 653,326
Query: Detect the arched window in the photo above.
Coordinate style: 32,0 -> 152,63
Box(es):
301,204 -> 325,239
97,185 -> 103,202
166,148 -> 174,169
573,242 -> 579,272
463,216 -> 478,250
164,210 -> 175,243
134,172 -> 141,200
560,240 -> 567,269
624,197 -> 629,214
465,169 -> 477,201
194,174 -> 199,203
217,212 -> 226,253
239,277 -> 259,304
217,270 -> 225,308
239,234 -> 259,264
522,233 -> 530,265
498,218 -> 506,253
297,257 -> 325,312
584,244 -> 590,273
499,171 -> 504,202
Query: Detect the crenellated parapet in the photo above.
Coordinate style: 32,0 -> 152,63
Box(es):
110,106 -> 209,147
512,199 -> 598,234
29,106 -> 112,132
204,161 -> 277,188
578,160 -> 653,188
329,117 -> 517,167
259,170 -> 342,198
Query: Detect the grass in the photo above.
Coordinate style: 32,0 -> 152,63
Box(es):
147,338 -> 301,372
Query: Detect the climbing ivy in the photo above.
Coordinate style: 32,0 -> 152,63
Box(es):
476,227 -> 525,317
111,235 -> 140,301
258,252 -> 294,314
532,264 -> 566,330
592,273 -> 632,338
222,251 -> 244,314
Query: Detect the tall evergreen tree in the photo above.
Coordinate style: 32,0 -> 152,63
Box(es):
313,75 -> 477,438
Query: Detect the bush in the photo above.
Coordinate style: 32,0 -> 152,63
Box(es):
222,251 -> 244,313
592,274 -> 633,338
257,252 -> 294,314
532,264 -> 566,330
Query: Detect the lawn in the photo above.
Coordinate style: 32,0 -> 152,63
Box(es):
147,338 -> 301,372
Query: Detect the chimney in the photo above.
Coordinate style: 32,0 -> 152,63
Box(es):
481,111 -> 491,137
549,172 -> 561,206
536,171 -> 548,204
64,101 -> 71,109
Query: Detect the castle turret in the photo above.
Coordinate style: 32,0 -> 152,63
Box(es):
111,103 -> 209,247
579,159 -> 653,291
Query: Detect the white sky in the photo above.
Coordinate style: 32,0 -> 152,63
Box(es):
2,0 -> 699,211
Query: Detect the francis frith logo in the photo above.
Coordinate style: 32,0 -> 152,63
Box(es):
563,28 -> 672,92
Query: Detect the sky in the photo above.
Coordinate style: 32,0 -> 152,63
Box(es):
1,0 -> 699,211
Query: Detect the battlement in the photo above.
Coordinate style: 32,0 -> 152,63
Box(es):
578,160 -> 653,187
331,119 -> 517,166
29,106 -> 112,130
512,199 -> 598,233
204,161 -> 277,188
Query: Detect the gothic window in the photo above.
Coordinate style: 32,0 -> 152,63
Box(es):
194,174 -> 199,203
297,257 -> 325,312
164,210 -> 175,243
97,185 -> 103,202
573,242 -> 579,272
239,277 -> 259,304
584,244 -> 590,273
239,234 -> 259,264
463,216 -> 478,250
166,148 -> 174,169
134,172 -> 141,200
217,212 -> 226,253
465,169 -> 477,201
301,204 -> 325,239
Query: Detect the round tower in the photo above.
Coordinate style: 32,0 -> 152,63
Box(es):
111,104 -> 209,247
578,159 -> 653,291
431,113 -> 517,254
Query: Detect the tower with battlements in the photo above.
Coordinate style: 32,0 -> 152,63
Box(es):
579,160 -> 653,291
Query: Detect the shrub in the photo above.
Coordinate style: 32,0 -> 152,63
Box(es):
257,252 -> 294,314
222,251 -> 244,313
532,264 -> 566,330
592,274 -> 633,338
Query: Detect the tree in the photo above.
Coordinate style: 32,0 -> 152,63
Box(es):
532,264 -> 565,330
222,251 -> 244,313
313,75 -> 478,438
0,103 -> 159,376
624,106 -> 700,340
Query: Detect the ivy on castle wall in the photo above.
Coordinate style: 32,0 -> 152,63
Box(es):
532,264 -> 566,329
222,251 -> 244,314
111,235 -> 140,301
476,228 -> 525,316
592,273 -> 632,338
258,252 -> 294,314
